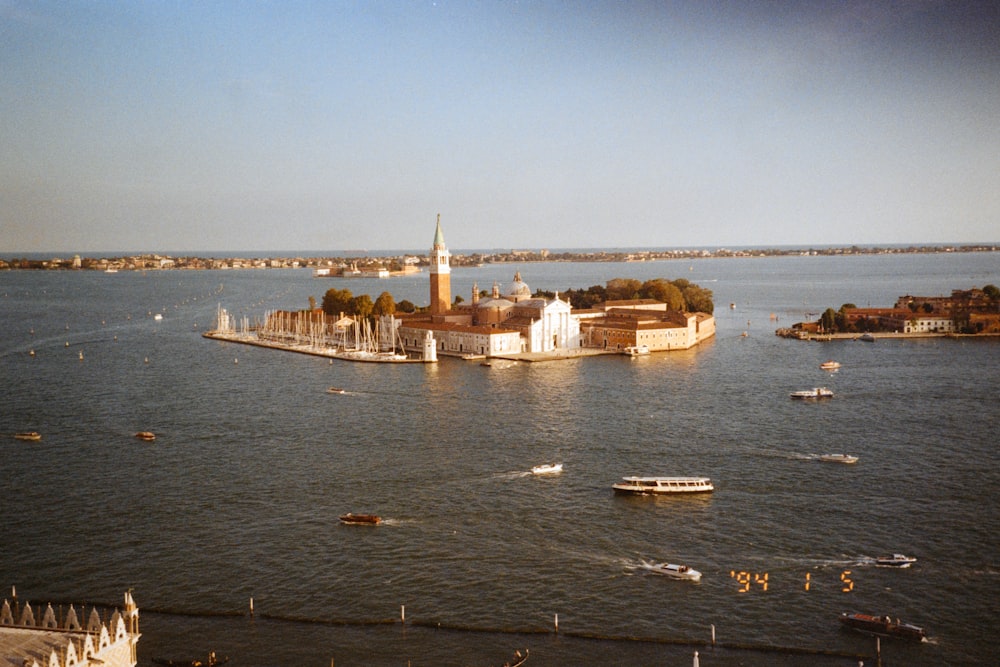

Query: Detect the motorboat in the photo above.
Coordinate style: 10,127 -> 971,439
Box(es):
531,463 -> 563,475
613,477 -> 714,495
623,345 -> 650,357
326,387 -> 347,394
819,454 -> 858,464
820,360 -> 841,370
14,431 -> 42,441
858,333 -> 876,342
134,431 -> 156,441
875,554 -> 917,568
790,387 -> 834,399
839,612 -> 926,642
640,561 -> 702,581
339,513 -> 382,525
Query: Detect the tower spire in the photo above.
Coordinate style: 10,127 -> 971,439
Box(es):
429,214 -> 451,315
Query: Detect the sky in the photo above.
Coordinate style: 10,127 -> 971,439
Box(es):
2,1 -> 999,253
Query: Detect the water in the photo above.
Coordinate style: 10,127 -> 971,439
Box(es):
1,253 -> 998,666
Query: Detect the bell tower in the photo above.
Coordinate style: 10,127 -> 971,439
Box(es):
429,214 -> 451,315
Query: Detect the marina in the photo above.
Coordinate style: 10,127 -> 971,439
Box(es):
1,252 -> 998,665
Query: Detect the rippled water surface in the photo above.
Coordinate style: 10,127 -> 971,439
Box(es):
1,253 -> 998,666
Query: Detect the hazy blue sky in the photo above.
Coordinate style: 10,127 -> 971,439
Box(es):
2,1 -> 998,252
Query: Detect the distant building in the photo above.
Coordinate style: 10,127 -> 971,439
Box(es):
580,301 -> 715,351
395,218 -> 714,357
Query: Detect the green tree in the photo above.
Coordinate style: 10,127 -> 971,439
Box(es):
681,284 -> 714,314
322,288 -> 354,316
606,278 -> 642,301
397,300 -> 416,313
820,308 -> 837,332
640,279 -> 685,310
372,291 -> 396,317
983,284 -> 999,300
308,295 -> 317,311
351,294 -> 374,320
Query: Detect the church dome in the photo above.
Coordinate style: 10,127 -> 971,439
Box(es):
507,272 -> 531,298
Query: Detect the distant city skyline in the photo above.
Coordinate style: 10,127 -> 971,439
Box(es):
2,1 -> 999,253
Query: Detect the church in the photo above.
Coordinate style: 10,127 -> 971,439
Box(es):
395,217 -> 582,358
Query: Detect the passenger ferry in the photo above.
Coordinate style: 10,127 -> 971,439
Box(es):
612,476 -> 714,495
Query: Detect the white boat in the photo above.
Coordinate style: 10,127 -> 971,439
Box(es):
531,463 -> 563,475
613,477 -> 714,495
623,345 -> 650,357
640,561 -> 702,581
819,454 -> 858,464
820,360 -> 841,370
875,554 -> 917,568
790,387 -> 834,399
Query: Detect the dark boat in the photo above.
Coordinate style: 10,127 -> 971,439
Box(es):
839,612 -> 926,642
153,652 -> 228,667
339,512 -> 382,525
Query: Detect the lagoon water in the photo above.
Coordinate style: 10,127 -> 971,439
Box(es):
1,252 -> 998,666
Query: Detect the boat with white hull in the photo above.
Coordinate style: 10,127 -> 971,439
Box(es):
613,477 -> 714,495
640,561 -> 702,580
790,387 -> 834,399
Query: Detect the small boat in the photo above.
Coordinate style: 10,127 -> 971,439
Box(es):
489,649 -> 528,667
613,477 -> 714,495
461,353 -> 486,360
640,561 -> 702,581
820,360 -> 841,370
154,313 -> 163,320
790,387 -> 834,399
819,454 -> 858,464
531,463 -> 563,475
875,554 -> 917,568
153,652 -> 228,667
858,333 -> 876,342
339,513 -> 382,525
134,431 -> 156,441
14,431 -> 42,441
623,345 -> 650,357
326,387 -> 347,394
839,612 -> 926,642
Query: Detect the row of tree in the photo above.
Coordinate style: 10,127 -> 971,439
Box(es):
316,277 -> 715,320
541,278 -> 715,314
319,288 -> 415,319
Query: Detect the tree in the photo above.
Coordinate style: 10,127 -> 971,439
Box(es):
821,308 -> 838,332
640,279 -> 685,310
322,288 -> 354,316
351,294 -> 374,320
397,300 -> 416,313
605,278 -> 642,301
308,295 -> 317,311
681,284 -> 714,314
372,291 -> 396,317
983,284 -> 999,300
